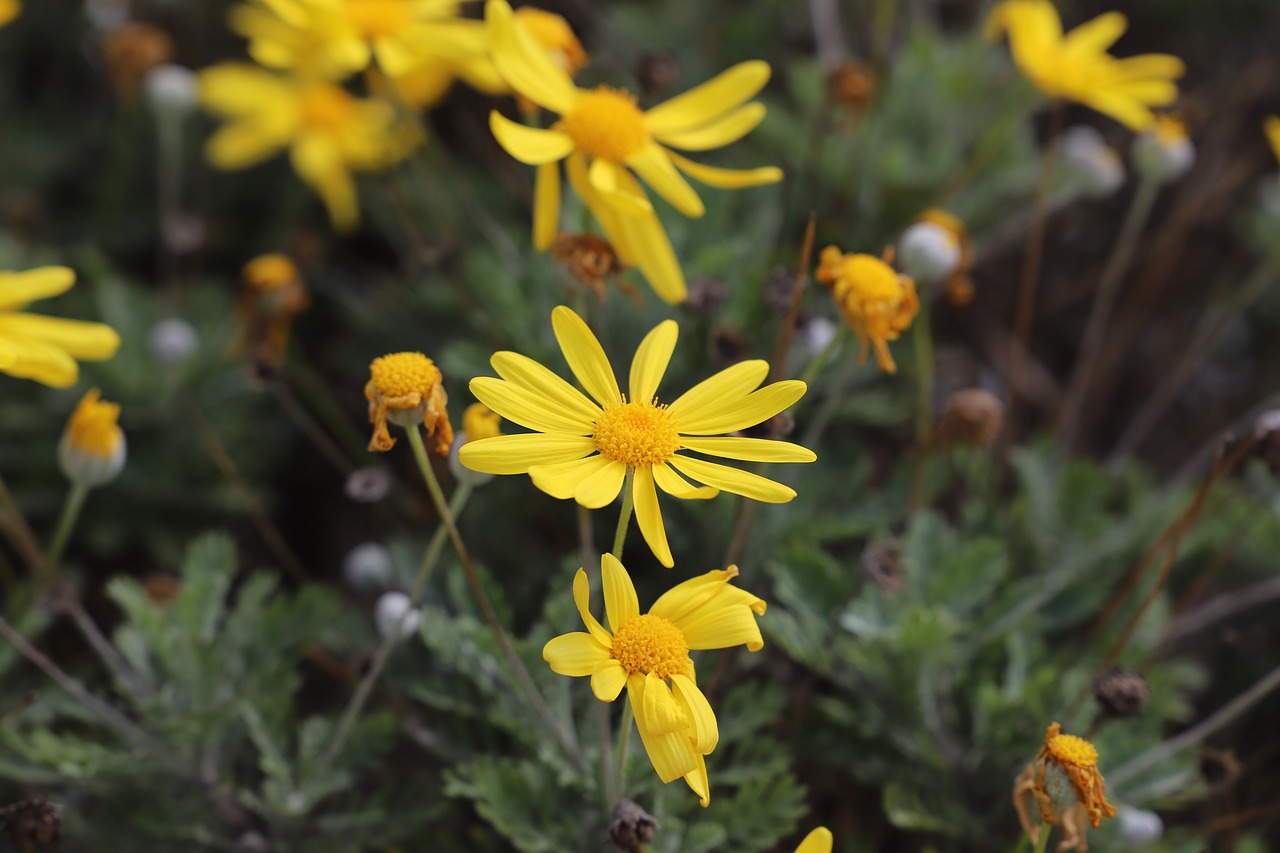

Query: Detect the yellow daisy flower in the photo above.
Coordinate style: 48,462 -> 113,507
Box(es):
1013,723 -> 1118,851
0,0 -> 19,28
198,63 -> 418,230
794,828 -> 833,853
815,246 -> 919,374
0,267 -> 120,388
986,0 -> 1184,131
1266,116 -> 1280,169
458,306 -> 814,567
484,0 -> 782,304
542,553 -> 765,806
228,0 -> 500,84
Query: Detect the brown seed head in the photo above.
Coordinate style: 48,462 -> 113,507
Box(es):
609,798 -> 658,853
102,23 -> 174,100
932,388 -> 1004,448
1092,667 -> 1149,718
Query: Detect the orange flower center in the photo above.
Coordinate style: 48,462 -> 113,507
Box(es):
560,86 -> 649,162
1046,732 -> 1099,768
611,613 -> 690,681
343,0 -> 414,38
368,352 -> 442,400
299,84 -> 359,131
65,389 -> 123,457
593,400 -> 680,467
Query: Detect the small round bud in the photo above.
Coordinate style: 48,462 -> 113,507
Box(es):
931,389 -> 1004,449
343,543 -> 394,591
374,591 -> 421,642
144,63 -> 197,113
797,315 -> 838,362
608,798 -> 657,853
1133,116 -> 1194,184
898,221 -> 962,285
1092,667 -> 1149,718
148,317 -> 199,364
826,60 -> 876,112
1116,806 -> 1163,845
58,389 -> 126,487
1059,126 -> 1125,198
345,466 -> 393,503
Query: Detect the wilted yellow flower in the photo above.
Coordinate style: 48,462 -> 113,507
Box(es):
543,554 -> 765,806
986,0 -> 1183,131
0,0 -> 20,28
513,6 -> 585,78
228,0 -> 499,84
0,267 -> 120,388
815,247 -> 919,374
459,306 -> 814,567
59,389 -> 127,487
484,0 -> 781,304
199,64 -> 418,231
1266,116 -> 1280,169
794,827 -> 833,853
238,254 -> 309,372
1014,723 -> 1118,851
365,352 -> 454,454
461,402 -> 501,442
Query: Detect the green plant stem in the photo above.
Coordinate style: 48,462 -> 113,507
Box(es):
1031,820 -> 1053,853
797,331 -> 843,387
613,701 -> 633,802
1108,661 -> 1280,790
611,469 -> 635,559
1058,175 -> 1161,457
45,483 -> 89,571
802,339 -> 860,449
909,284 -> 936,512
310,482 -> 472,787
405,426 -> 586,775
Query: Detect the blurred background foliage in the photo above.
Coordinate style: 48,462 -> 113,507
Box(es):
3,0 -> 1280,851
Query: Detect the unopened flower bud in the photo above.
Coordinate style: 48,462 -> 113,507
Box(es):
931,389 -> 1004,448
608,798 -> 657,853
826,60 -> 876,112
148,317 -> 199,364
449,404 -> 501,486
1116,806 -> 1163,845
344,543 -> 394,591
1093,667 -> 1149,718
1059,126 -> 1125,198
1133,115 -> 1194,184
898,221 -> 962,285
374,591 -> 420,642
144,63 -> 197,113
58,389 -> 126,487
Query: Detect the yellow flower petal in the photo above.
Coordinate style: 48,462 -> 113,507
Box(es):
0,267 -> 76,311
290,136 -> 359,231
0,314 -> 121,359
489,350 -> 601,423
666,360 -> 769,424
458,433 -> 596,475
198,63 -> 291,116
607,170 -> 687,304
795,828 -> 834,853
654,102 -> 767,152
207,122 -> 291,170
550,305 -> 621,408
667,150 -> 784,190
680,436 -> 816,463
591,659 -> 628,701
573,567 -> 612,647
486,0 -> 577,114
629,320 -> 678,404
469,376 -> 595,434
573,459 -> 626,509
642,671 -> 689,735
626,674 -> 698,783
675,380 -> 807,435
589,158 -> 654,217
601,552 -> 639,632
628,143 -> 705,217
675,591 -> 766,651
633,466 -> 674,568
489,111 -> 574,164
566,152 -> 635,264
652,462 -> 718,500
1267,116 -> 1280,165
670,673 -> 718,754
529,454 -> 611,500
542,631 -> 611,676
1061,10 -> 1126,55
686,753 -> 710,808
534,160 -> 561,251
650,568 -> 739,625
668,455 -> 797,504
0,335 -> 78,387
644,60 -> 771,136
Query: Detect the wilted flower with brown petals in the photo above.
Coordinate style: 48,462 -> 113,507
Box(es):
1014,723 -> 1117,851
364,352 -> 453,455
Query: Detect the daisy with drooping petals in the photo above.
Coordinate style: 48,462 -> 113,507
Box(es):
986,0 -> 1183,131
1013,722 -> 1118,851
542,553 -> 766,806
794,828 -> 834,853
0,267 -> 120,388
815,246 -> 919,374
458,306 -> 815,567
198,64 -> 418,230
484,0 -> 782,304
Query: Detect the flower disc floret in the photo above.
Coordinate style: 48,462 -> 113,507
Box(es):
365,352 -> 454,454
559,86 -> 649,162
370,352 -> 441,399
299,84 -> 359,130
1047,731 -> 1099,768
593,400 -> 681,466
611,614 -> 691,680
65,389 -> 123,456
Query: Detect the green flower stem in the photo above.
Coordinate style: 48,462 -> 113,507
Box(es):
910,282 -> 936,513
406,426 -> 586,775
311,480 -> 472,787
797,328 -> 844,387
614,700 -> 634,802
801,337 -> 860,449
1031,820 -> 1053,853
46,483 -> 89,571
612,469 -> 635,560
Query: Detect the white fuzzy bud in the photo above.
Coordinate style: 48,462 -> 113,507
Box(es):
148,317 -> 199,364
59,435 -> 126,487
1059,126 -> 1125,198
1134,124 -> 1194,184
375,592 -> 421,642
144,64 -> 198,113
1117,806 -> 1163,845
343,542 -> 394,590
898,221 -> 961,284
